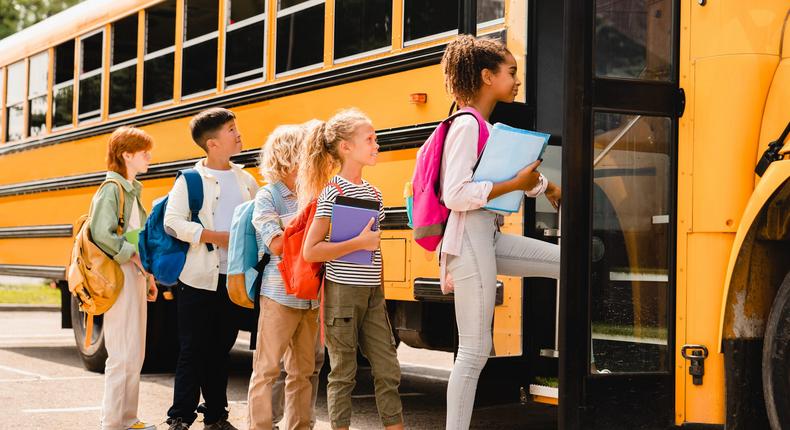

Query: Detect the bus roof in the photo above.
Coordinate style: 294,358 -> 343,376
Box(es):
0,0 -> 155,67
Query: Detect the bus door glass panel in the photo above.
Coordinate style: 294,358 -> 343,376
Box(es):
595,0 -> 672,81
590,112 -> 671,373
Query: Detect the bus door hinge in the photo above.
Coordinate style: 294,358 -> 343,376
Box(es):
681,344 -> 708,385
755,120 -> 790,177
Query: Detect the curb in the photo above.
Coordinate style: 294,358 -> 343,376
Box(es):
0,303 -> 60,312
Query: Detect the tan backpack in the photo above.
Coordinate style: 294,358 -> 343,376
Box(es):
67,179 -> 126,348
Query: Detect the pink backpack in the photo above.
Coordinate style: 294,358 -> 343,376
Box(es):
410,107 -> 490,251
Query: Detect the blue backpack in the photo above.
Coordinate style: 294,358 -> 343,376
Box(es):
139,169 -> 212,286
226,183 -> 286,309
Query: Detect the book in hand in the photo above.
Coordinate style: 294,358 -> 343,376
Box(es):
330,196 -> 380,265
472,123 -> 550,213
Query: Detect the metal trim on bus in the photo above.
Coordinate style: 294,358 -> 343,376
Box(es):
0,224 -> 73,239
0,264 -> 66,279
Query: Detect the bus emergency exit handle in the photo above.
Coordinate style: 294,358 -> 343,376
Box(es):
681,344 -> 708,386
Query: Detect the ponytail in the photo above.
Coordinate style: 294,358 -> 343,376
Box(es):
295,108 -> 372,209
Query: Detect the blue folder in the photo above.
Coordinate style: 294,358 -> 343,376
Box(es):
472,123 -> 550,213
330,196 -> 379,265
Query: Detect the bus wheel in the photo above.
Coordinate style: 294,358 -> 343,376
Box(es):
762,271 -> 790,430
70,295 -> 107,373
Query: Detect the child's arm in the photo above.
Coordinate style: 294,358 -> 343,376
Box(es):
164,176 -> 228,248
252,188 -> 285,256
302,217 -> 379,263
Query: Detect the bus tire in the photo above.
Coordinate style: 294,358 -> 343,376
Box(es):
70,295 -> 107,373
762,270 -> 790,430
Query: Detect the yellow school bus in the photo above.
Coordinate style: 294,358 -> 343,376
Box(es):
0,0 -> 788,428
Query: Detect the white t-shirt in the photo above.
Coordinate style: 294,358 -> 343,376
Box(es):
205,167 -> 244,274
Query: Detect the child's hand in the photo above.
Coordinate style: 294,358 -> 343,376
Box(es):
545,181 -> 561,210
356,217 -> 381,252
146,274 -> 158,302
513,159 -> 542,191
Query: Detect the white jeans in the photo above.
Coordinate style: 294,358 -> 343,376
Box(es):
445,210 -> 560,430
101,261 -> 147,430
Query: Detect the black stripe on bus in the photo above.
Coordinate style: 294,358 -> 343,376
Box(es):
0,122 -> 434,197
0,43 -> 451,157
0,264 -> 66,279
0,225 -> 73,239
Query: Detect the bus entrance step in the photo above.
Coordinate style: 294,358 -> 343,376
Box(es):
529,383 -> 558,405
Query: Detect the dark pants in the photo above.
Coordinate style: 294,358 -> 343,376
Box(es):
167,275 -> 239,425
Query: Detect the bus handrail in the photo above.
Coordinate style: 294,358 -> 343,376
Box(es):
593,115 -> 642,167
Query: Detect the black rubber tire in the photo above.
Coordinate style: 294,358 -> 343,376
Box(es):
762,270 -> 790,430
70,295 -> 108,373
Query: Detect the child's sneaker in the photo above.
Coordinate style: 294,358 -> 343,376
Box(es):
166,417 -> 191,430
128,422 -> 156,430
203,418 -> 238,430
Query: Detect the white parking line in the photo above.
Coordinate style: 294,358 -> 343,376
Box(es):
23,406 -> 101,413
0,364 -> 48,379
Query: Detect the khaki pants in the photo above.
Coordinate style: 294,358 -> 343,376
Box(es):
248,296 -> 319,430
324,280 -> 403,429
101,261 -> 147,430
271,332 -> 324,428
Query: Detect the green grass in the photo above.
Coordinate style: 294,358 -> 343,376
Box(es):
534,376 -> 559,388
0,283 -> 60,305
592,322 -> 667,341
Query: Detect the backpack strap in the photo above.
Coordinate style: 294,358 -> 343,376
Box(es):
263,183 -> 288,216
91,179 -> 126,236
177,168 -> 214,251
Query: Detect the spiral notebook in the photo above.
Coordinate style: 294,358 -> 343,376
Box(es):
472,123 -> 551,213
329,196 -> 380,265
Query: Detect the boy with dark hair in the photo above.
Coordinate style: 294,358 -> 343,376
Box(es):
164,108 -> 259,430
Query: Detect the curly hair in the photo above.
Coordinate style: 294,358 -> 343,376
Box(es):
440,34 -> 510,105
258,124 -> 305,184
296,108 -> 371,209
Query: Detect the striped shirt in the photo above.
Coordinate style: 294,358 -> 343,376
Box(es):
315,175 -> 385,287
252,181 -> 319,309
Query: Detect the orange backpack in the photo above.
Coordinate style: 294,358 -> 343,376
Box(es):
277,183 -> 342,300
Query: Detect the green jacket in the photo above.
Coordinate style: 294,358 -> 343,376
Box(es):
88,171 -> 147,264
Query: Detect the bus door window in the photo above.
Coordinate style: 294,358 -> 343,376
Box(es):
591,113 -> 671,373
275,0 -> 325,75
28,51 -> 48,137
52,40 -> 75,129
224,0 -> 267,88
109,14 -> 138,116
144,0 -> 176,107
6,61 -> 25,142
78,30 -> 104,123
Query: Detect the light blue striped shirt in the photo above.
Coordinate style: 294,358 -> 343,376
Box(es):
252,181 -> 319,309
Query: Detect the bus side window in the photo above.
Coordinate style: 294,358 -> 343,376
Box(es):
276,0 -> 325,75
333,0 -> 392,62
182,0 -> 219,97
53,41 -> 75,129
109,14 -> 138,116
28,51 -> 48,137
224,0 -> 267,88
78,30 -> 103,123
6,61 -> 25,142
144,0 -> 176,107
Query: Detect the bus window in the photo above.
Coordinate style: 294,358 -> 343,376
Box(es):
224,0 -> 266,88
144,0 -> 176,107
52,41 -> 75,129
594,0 -> 672,81
110,14 -> 138,116
78,30 -> 103,123
333,0 -> 392,62
6,61 -> 25,142
276,0 -> 325,75
182,0 -> 219,97
591,113 -> 671,373
403,0 -> 457,45
477,0 -> 504,27
536,144 -> 562,234
28,51 -> 49,137
0,68 -> 4,141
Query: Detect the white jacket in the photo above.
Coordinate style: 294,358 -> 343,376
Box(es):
164,159 -> 259,291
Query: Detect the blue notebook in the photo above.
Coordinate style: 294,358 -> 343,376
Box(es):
472,123 -> 550,213
330,196 -> 379,265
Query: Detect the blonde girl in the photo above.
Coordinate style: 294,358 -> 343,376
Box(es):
439,35 -> 561,430
90,126 -> 157,430
300,109 -> 404,430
